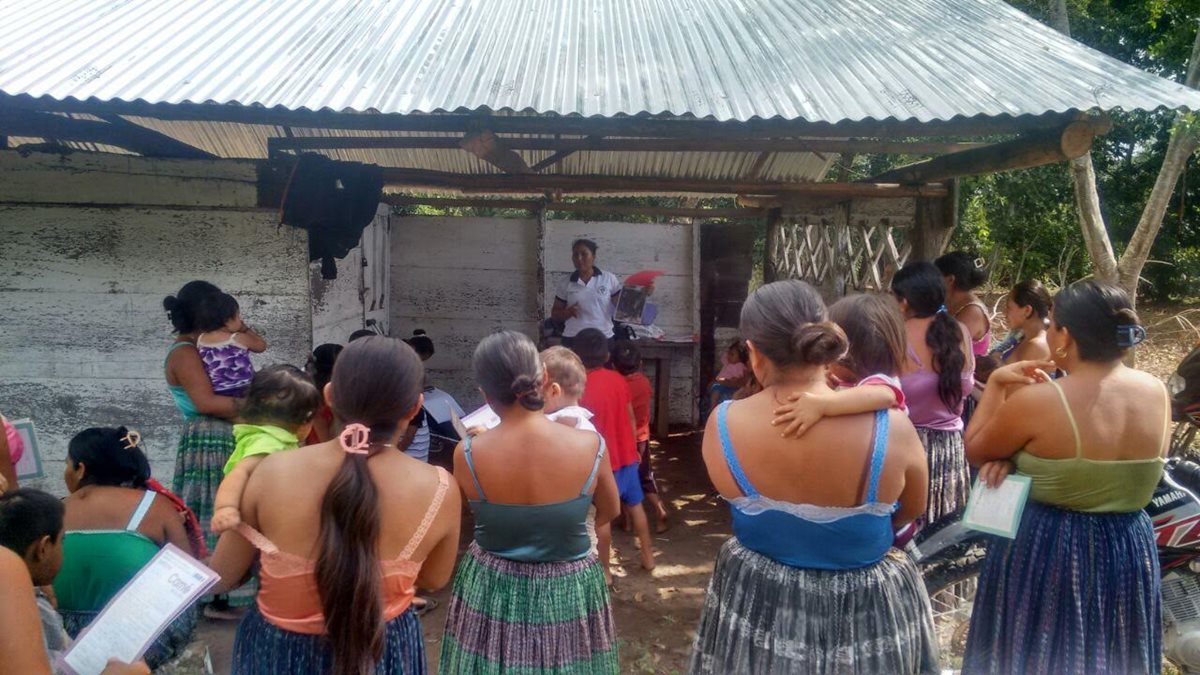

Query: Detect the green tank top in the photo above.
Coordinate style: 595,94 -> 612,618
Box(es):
53,491 -> 161,612
1014,379 -> 1167,514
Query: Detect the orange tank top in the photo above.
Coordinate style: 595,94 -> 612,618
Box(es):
236,469 -> 449,635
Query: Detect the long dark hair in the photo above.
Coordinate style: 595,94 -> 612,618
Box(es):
739,280 -> 847,370
935,251 -> 989,291
162,280 -> 220,334
1053,280 -> 1143,362
317,336 -> 424,675
68,427 -> 151,489
893,262 -> 966,409
473,331 -> 546,411
828,293 -> 907,378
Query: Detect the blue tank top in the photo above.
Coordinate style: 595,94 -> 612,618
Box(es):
716,402 -> 897,570
165,342 -> 200,419
463,435 -> 607,563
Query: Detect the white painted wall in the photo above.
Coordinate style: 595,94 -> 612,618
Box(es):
391,216 -> 539,411
544,220 -> 698,422
0,150 -> 311,495
310,205 -> 391,346
390,215 -> 698,421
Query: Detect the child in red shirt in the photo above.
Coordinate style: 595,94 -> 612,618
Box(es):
573,329 -> 656,572
612,340 -> 668,533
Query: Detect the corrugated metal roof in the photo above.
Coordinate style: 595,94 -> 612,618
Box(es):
1,0 -> 1198,123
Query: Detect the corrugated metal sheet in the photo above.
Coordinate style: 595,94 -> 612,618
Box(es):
2,0 -> 1199,123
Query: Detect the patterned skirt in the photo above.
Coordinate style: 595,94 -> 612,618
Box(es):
439,542 -> 618,674
962,502 -> 1161,674
914,427 -> 970,532
232,607 -> 425,674
171,415 -> 235,553
690,540 -> 939,674
62,605 -> 197,670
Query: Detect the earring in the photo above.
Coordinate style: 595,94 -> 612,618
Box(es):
1055,346 -> 1067,358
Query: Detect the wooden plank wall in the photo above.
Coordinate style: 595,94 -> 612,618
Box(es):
0,150 -> 311,495
391,216 -> 699,422
391,216 -> 540,410
543,220 -> 698,423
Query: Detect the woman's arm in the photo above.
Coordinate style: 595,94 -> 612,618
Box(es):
889,413 -> 929,527
207,529 -> 259,594
964,361 -> 1054,464
415,480 -> 462,592
0,549 -> 52,675
592,461 -> 621,526
959,303 -> 990,342
0,428 -> 16,492
550,297 -> 578,323
169,347 -> 239,418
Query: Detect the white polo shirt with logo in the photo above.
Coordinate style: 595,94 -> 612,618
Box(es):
556,267 -> 622,338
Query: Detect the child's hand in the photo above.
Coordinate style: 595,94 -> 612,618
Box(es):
466,426 -> 490,437
211,506 -> 242,533
772,392 -> 829,438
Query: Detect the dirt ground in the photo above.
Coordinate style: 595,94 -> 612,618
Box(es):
170,300 -> 1198,675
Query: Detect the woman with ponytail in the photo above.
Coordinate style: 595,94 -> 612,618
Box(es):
691,281 -> 935,673
892,262 -> 975,531
440,331 -> 622,674
54,427 -> 199,668
963,280 -> 1167,673
211,336 -> 460,675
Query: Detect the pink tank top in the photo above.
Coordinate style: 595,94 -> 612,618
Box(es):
2,417 -> 23,465
899,347 -> 972,432
956,301 -> 992,359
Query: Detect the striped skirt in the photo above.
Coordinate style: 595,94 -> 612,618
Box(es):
914,427 -> 970,532
232,607 -> 425,674
690,540 -> 939,675
962,502 -> 1161,674
62,605 -> 197,670
170,415 -> 235,553
439,542 -> 618,674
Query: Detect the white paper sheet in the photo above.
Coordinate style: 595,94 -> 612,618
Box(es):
460,404 -> 501,431
962,474 -> 1032,539
61,544 -> 218,675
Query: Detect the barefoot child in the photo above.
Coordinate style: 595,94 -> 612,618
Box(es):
211,366 -> 320,533
572,329 -> 656,573
612,341 -> 668,533
772,293 -> 908,437
193,292 -> 268,399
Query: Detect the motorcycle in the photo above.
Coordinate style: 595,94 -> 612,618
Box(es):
910,457 -> 1200,671
1170,344 -> 1200,457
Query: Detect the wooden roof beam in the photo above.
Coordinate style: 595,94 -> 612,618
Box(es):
0,95 -> 1086,141
268,135 -> 986,155
458,130 -> 531,173
380,168 -> 948,198
381,194 -> 767,219
0,110 -> 215,159
870,119 -> 1108,184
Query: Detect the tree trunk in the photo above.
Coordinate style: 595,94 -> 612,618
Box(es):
1048,0 -> 1200,302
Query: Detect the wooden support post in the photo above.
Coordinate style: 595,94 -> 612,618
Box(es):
910,179 -> 959,261
535,205 -> 547,347
871,120 -> 1106,184
764,208 -> 782,284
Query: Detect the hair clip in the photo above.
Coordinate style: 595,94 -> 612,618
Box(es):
121,430 -> 141,450
936,305 -> 949,315
974,257 -> 986,269
338,423 -> 371,455
1116,324 -> 1147,349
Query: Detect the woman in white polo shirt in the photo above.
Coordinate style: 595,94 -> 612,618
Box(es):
552,239 -> 623,346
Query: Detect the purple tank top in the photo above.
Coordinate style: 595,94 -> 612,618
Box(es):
900,347 -> 972,431
197,336 -> 254,397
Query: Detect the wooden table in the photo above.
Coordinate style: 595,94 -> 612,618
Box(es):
632,340 -> 697,440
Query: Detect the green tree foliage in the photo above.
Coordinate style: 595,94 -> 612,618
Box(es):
957,0 -> 1200,298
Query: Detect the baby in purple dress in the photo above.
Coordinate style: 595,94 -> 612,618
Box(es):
193,292 -> 268,398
